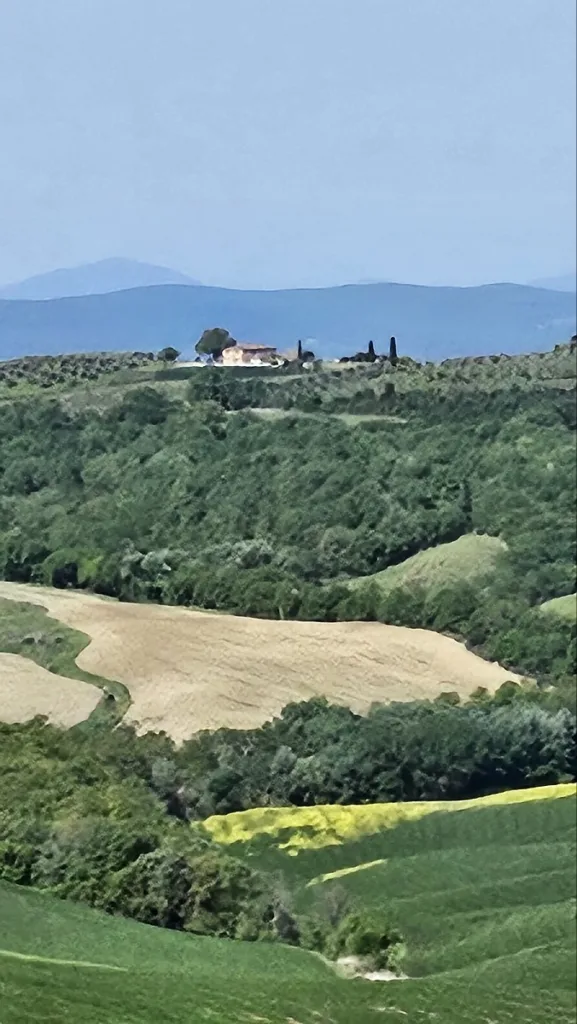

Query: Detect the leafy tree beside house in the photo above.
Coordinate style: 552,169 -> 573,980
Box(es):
195,328 -> 237,360
157,347 -> 180,363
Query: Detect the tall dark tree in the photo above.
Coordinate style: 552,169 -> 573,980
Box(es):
297,339 -> 303,361
389,336 -> 398,363
157,347 -> 180,363
460,478 -> 473,527
195,328 -> 236,360
368,340 -> 376,360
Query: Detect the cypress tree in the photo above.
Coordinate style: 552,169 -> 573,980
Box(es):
368,340 -> 376,360
389,336 -> 398,363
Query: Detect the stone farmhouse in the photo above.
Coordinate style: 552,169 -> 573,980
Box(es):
220,343 -> 278,366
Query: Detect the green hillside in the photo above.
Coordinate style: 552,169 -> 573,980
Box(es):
0,882 -> 361,1024
1,790 -> 575,1023
0,344 -> 575,1021
216,792 -> 577,1021
541,593 -> 577,622
0,355 -> 575,690
349,533 -> 505,594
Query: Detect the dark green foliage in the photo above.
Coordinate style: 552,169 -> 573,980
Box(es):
326,911 -> 403,968
0,350 -> 153,390
195,327 -> 236,358
157,346 -> 180,363
0,719 -> 276,942
171,693 -> 575,815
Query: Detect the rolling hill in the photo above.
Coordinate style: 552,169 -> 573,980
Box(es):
1,787 -> 575,1023
541,593 -> 577,622
349,534 -> 506,596
201,783 -> 577,851
1,279 -> 575,362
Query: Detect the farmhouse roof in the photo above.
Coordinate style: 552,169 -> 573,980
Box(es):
234,342 -> 277,351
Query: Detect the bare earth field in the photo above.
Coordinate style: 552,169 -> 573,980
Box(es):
0,582 -> 521,742
0,652 -> 101,727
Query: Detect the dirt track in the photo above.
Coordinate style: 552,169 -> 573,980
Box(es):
0,652 -> 101,727
0,582 -> 521,742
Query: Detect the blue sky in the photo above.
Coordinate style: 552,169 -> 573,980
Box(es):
0,0 -> 575,289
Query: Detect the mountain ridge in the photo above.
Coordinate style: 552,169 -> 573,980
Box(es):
528,272 -> 575,293
0,258 -> 200,301
0,279 -> 575,362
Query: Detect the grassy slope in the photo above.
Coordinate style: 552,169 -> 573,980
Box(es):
281,796 -> 577,977
0,599 -> 129,726
0,882 -> 361,1024
541,593 -> 577,622
1,791 -> 575,1023
220,791 -> 577,1021
349,533 -> 505,594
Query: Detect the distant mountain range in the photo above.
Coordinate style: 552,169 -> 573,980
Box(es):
0,258 -> 200,301
528,273 -> 576,293
1,280 -> 575,363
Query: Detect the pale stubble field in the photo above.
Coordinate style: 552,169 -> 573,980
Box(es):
0,581 -> 521,742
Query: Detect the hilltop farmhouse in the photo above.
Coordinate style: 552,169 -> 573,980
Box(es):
220,342 -> 278,365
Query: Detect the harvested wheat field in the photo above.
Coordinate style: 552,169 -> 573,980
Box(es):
0,581 -> 521,743
0,652 -> 101,727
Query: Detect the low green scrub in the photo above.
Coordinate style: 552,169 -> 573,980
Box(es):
0,351 -> 154,392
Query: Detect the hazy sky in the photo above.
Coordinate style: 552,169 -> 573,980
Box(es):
1,0 -> 575,289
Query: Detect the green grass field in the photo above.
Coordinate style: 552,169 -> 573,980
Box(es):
349,533 -> 505,595
1,790 -> 574,1023
541,593 -> 577,622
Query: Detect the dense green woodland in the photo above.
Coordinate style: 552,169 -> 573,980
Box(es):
0,362 -> 575,686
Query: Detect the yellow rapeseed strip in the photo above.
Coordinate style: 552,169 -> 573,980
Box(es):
202,783 -> 576,852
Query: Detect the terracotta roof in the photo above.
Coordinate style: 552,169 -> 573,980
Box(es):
233,342 -> 277,351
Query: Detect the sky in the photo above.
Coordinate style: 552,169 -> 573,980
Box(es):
0,0 -> 575,290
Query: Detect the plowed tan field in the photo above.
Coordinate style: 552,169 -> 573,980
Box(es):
0,652 -> 101,727
0,582 -> 521,743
